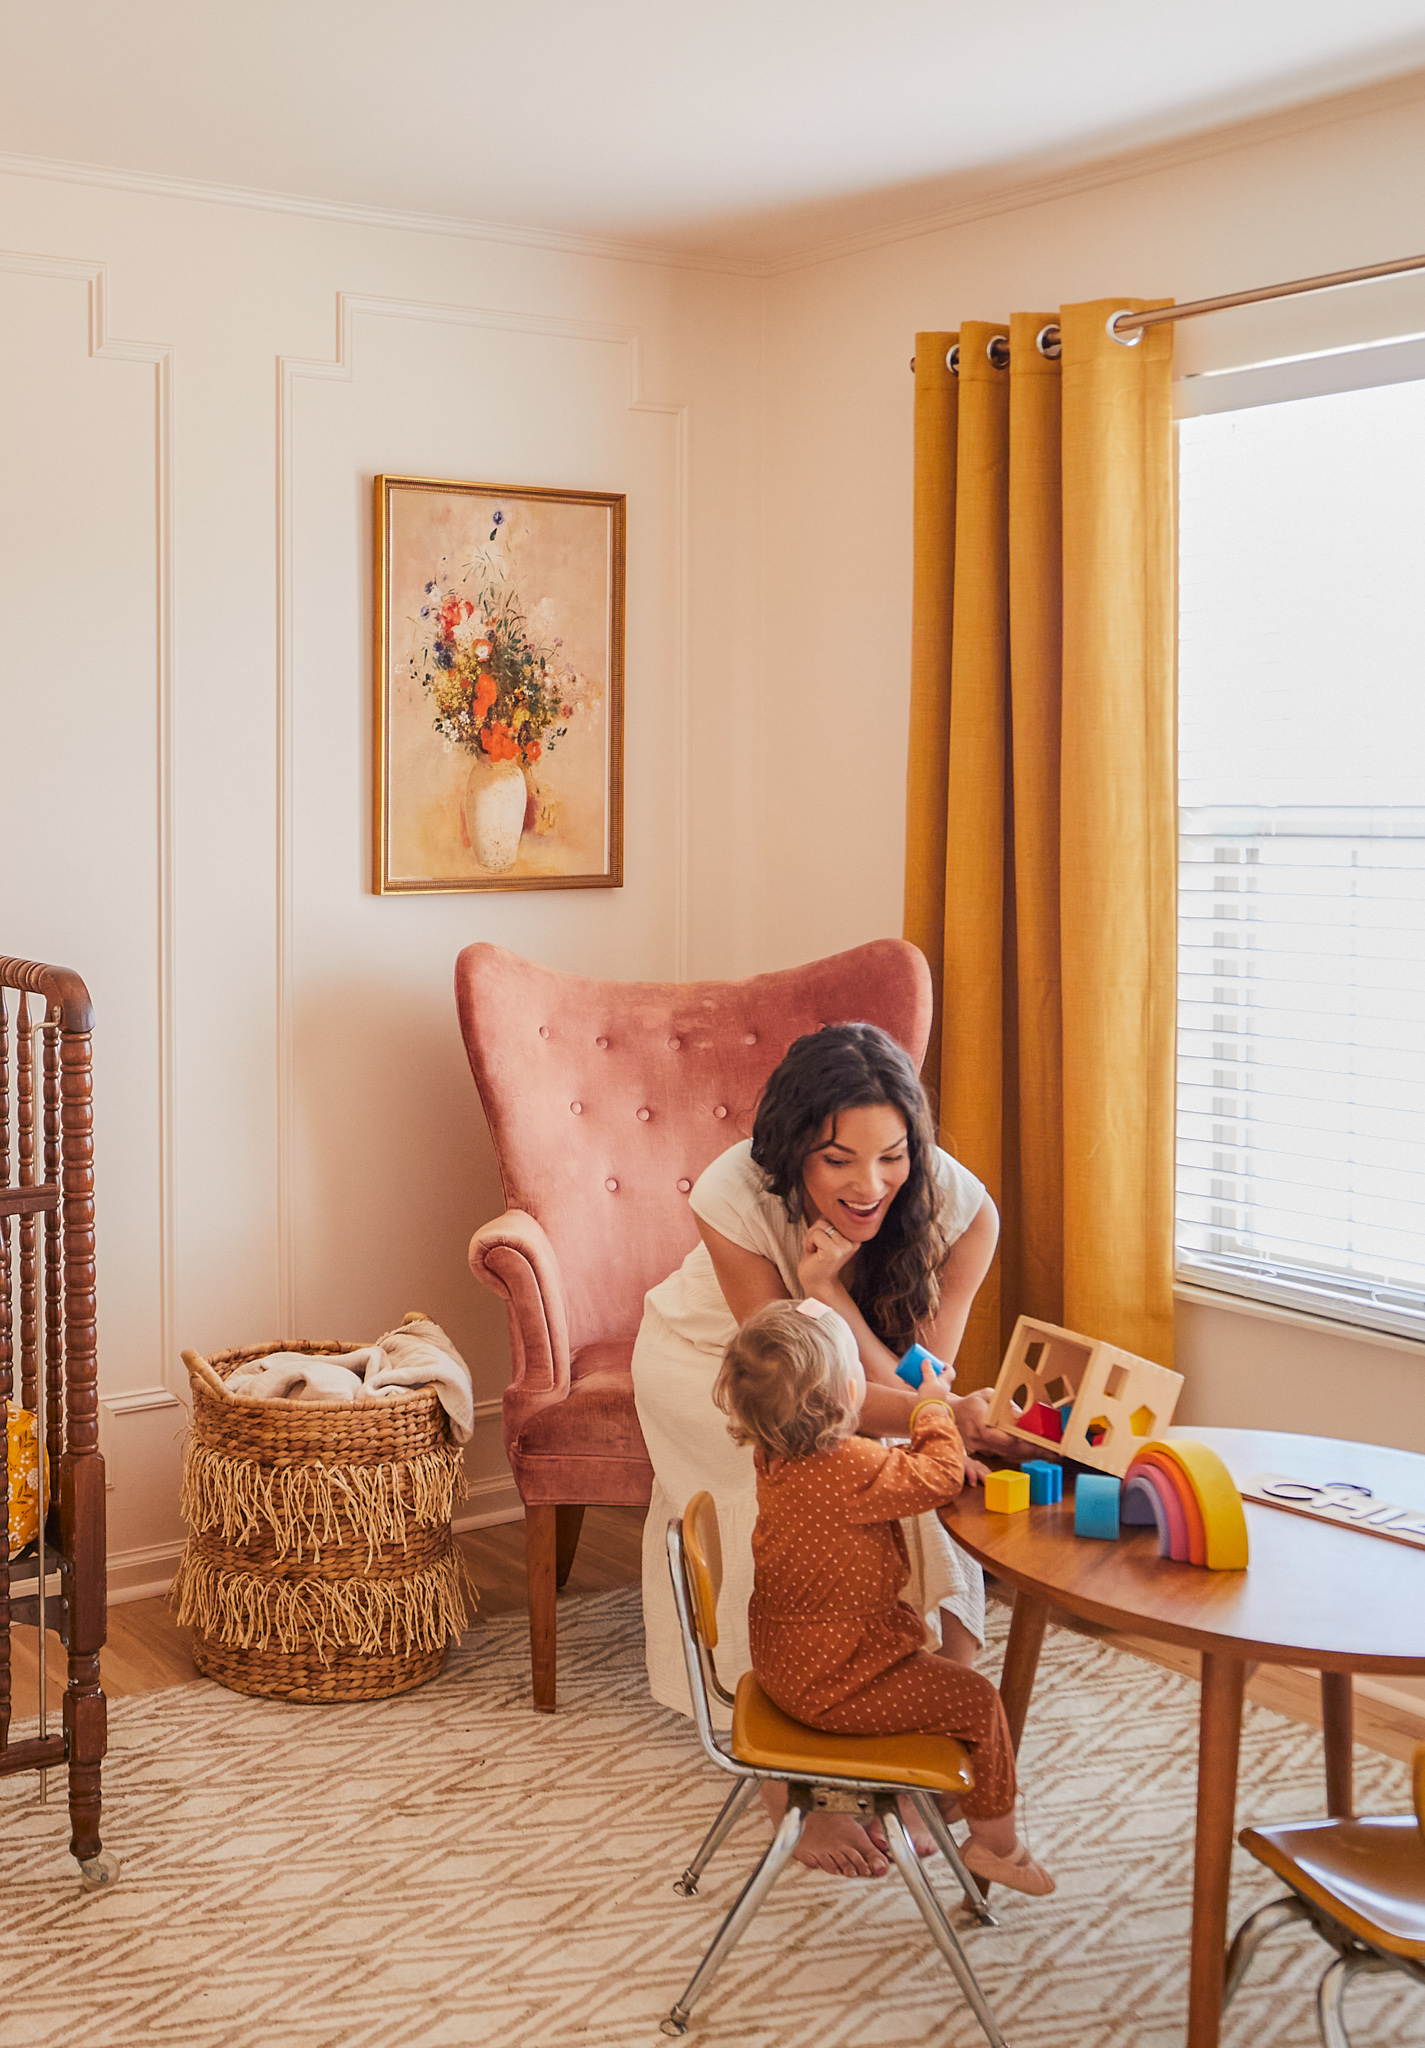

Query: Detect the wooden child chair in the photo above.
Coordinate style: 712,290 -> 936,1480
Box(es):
659,1491 -> 1008,2045
1224,1746 -> 1425,2046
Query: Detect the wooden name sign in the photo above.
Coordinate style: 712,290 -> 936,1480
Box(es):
1242,1474 -> 1425,1552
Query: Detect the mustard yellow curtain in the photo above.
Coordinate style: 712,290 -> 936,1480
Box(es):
905,301 -> 1175,1388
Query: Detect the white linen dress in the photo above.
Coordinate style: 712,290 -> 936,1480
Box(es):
631,1138 -> 988,1721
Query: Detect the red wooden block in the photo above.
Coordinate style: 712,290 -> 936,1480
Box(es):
1020,1402 -> 1063,1442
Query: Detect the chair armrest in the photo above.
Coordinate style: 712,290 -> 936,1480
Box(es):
469,1208 -> 571,1398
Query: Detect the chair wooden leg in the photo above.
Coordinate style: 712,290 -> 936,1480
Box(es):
525,1505 -> 558,1712
555,1504 -> 586,1589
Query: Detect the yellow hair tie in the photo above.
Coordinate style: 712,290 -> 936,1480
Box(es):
907,1397 -> 953,1431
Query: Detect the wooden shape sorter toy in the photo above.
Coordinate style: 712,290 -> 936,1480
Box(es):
986,1316 -> 1184,1480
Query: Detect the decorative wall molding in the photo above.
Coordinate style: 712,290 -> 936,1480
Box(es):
0,149 -> 761,279
274,290 -> 689,1329
0,250 -> 179,1400
3,63 -> 1425,279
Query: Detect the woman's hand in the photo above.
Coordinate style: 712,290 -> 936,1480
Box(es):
950,1387 -> 1021,1462
796,1215 -> 857,1302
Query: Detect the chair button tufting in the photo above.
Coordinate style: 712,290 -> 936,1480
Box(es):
713,1104 -> 728,1119
637,1106 -> 651,1121
539,1025 -> 550,1039
667,1036 -> 681,1050
744,1032 -> 757,1045
595,1035 -> 609,1049
677,1179 -> 692,1193
605,1177 -> 619,1192
571,1102 -> 583,1115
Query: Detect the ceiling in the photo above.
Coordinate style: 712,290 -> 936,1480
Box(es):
5,1 -> 1425,266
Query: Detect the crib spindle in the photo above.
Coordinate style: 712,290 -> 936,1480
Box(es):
17,996 -> 37,1416
42,1016 -> 64,1508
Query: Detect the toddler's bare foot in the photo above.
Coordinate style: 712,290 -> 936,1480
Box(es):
963,1837 -> 1056,1896
759,1784 -> 889,1878
894,1795 -> 940,1858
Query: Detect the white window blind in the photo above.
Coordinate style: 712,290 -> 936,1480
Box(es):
1176,374 -> 1425,1343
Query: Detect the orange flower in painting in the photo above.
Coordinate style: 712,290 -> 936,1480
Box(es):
472,674 -> 497,720
524,739 -> 541,764
481,721 -> 518,762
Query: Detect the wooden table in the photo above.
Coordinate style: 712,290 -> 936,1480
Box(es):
944,1426 -> 1425,2048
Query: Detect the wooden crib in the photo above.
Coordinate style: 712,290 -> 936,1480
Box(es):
0,956 -> 116,1889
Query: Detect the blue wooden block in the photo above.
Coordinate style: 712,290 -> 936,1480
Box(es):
1074,1472 -> 1121,1540
1023,1459 -> 1061,1505
895,1343 -> 944,1390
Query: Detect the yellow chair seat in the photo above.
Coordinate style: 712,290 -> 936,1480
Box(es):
730,1672 -> 975,1795
1241,1818 -> 1425,1958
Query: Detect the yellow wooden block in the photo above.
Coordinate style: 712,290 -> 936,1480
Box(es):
984,1469 -> 1031,1515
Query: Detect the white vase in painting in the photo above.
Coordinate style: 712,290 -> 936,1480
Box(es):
465,754 -> 527,872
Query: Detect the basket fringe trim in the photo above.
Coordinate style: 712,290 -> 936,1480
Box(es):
179,1440 -> 467,1567
171,1547 -> 478,1662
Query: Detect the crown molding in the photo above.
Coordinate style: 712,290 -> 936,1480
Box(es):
0,148 -> 764,279
2,60 -> 1424,282
764,63 -> 1425,276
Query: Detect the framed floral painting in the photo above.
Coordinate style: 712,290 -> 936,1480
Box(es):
373,475 -> 625,892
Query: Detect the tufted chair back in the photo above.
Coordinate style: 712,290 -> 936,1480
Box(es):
455,939 -> 933,1354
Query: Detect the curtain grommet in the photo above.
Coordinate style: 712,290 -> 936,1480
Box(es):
946,343 -> 960,376
987,334 -> 1010,369
1107,310 -> 1144,347
1036,323 -> 1062,360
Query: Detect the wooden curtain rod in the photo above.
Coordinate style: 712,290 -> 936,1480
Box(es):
914,251 -> 1425,372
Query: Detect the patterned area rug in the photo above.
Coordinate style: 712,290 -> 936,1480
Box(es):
1,1591 -> 1419,2048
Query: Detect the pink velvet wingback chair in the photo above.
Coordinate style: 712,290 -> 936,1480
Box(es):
456,938 -> 932,1709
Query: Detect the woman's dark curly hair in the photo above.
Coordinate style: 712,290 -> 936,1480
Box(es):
751,1023 -> 946,1355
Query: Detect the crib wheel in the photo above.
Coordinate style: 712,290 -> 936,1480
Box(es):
78,1850 -> 121,1892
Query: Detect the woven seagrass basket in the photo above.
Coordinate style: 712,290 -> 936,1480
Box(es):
171,1325 -> 477,1703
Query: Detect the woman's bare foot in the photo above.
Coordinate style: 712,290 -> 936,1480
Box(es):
759,1783 -> 889,1878
962,1837 -> 1056,1897
894,1796 -> 940,1857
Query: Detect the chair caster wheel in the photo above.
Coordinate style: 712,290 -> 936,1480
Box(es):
78,1850 -> 120,1892
673,1875 -> 699,1897
660,2018 -> 689,2038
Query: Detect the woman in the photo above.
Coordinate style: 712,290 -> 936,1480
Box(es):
631,1021 -> 1016,1878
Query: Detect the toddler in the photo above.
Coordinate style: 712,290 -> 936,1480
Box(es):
713,1298 -> 1053,1896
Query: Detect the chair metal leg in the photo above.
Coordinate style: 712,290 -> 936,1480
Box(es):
1223,1895 -> 1311,2011
661,1802 -> 805,2037
673,1778 -> 758,1897
906,1791 -> 998,1927
881,1808 -> 1008,2048
1317,1952 -> 1361,2048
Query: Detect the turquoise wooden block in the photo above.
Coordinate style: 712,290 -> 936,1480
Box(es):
1023,1459 -> 1061,1505
1074,1472 -> 1121,1540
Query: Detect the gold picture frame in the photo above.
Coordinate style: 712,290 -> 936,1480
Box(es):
373,473 -> 625,893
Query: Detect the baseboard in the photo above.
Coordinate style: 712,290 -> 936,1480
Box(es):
453,1476 -> 523,1531
106,1540 -> 186,1605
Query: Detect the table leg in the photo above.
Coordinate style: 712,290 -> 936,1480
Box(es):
1187,1653 -> 1246,2048
1321,1671 -> 1354,1817
999,1591 -> 1049,1754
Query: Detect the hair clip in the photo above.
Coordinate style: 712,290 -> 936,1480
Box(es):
796,1297 -> 829,1320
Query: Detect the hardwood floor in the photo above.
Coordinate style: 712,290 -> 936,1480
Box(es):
6,1504 -> 1420,1767
4,1505 -> 648,1719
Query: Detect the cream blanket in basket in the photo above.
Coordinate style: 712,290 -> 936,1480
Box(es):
224,1318 -> 475,1442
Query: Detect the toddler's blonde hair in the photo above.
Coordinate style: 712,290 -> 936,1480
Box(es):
713,1300 -> 861,1461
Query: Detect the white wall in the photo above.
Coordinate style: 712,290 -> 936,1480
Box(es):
754,81 -> 1425,1449
0,171 -> 763,1590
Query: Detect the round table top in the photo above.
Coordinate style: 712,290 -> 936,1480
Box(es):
944,1425 -> 1425,1671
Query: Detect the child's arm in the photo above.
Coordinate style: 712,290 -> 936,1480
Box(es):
842,1403 -> 967,1524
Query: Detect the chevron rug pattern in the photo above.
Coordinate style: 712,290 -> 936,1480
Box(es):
0,1590 -> 1418,2048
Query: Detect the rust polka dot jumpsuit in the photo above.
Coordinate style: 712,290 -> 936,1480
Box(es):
748,1404 -> 1016,1820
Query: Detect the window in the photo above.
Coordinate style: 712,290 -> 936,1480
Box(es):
1175,354 -> 1425,1342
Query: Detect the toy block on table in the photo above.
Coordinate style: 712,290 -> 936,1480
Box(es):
984,1469 -> 1031,1515
985,1315 -> 1184,1478
1123,1440 -> 1248,1570
1074,1473 -> 1121,1540
1023,1459 -> 1062,1505
895,1342 -> 945,1391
